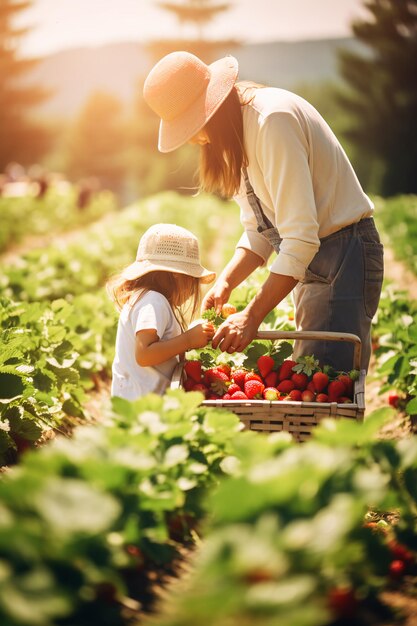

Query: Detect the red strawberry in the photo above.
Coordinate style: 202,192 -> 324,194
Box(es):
387,541 -> 415,565
184,360 -> 202,383
209,370 -> 230,395
208,393 -> 221,400
327,586 -> 358,617
291,372 -> 308,390
289,389 -> 302,401
316,393 -> 329,403
191,383 -> 209,398
338,396 -> 352,404
222,393 -> 232,400
216,363 -> 232,377
312,371 -> 329,393
307,381 -> 316,393
337,374 -> 354,397
277,379 -> 295,394
302,389 -> 315,402
183,378 -> 195,391
264,371 -> 278,387
278,359 -> 297,381
245,371 -> 263,383
230,390 -> 248,400
263,387 -> 279,400
328,380 -> 346,398
388,391 -> 399,408
231,368 -> 248,389
389,559 -> 406,579
228,383 -> 242,395
257,355 -> 275,378
244,380 -> 265,399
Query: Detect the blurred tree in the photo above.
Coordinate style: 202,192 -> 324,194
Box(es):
148,0 -> 238,63
66,91 -> 128,194
338,0 -> 417,195
0,0 -> 52,170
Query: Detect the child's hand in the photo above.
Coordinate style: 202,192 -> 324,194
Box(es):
186,321 -> 215,350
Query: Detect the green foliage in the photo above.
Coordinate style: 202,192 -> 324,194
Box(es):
337,0 -> 417,195
0,185 -> 116,252
374,195 -> 417,276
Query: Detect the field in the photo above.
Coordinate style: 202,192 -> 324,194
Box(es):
1,187 -> 417,626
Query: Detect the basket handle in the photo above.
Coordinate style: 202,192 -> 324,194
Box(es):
255,330 -> 362,371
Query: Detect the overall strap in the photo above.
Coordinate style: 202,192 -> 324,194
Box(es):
242,167 -> 276,232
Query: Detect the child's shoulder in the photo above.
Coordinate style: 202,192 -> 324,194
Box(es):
129,290 -> 170,310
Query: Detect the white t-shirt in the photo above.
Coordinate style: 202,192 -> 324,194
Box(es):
111,290 -> 181,400
234,87 -> 374,281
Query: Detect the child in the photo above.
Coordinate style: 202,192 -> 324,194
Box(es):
107,223 -> 216,400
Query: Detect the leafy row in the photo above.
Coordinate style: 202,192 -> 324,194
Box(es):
374,195 -> 417,277
0,185 -> 116,253
1,192 -> 240,302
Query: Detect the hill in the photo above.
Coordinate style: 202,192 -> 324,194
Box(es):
27,38 -> 362,118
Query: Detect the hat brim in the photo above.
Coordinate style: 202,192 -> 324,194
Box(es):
121,258 -> 216,284
158,55 -> 239,153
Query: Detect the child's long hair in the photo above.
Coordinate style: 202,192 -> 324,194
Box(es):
107,270 -> 201,330
198,81 -> 265,199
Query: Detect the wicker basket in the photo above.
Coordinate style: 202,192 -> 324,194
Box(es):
171,330 -> 365,442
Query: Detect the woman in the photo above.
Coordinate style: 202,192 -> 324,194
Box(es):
142,51 -> 384,372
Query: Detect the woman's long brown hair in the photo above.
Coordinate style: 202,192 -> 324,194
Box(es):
198,82 -> 262,199
107,270 -> 201,330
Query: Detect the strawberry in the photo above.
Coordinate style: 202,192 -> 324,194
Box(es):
327,586 -> 358,617
221,303 -> 237,318
389,559 -> 406,579
264,371 -> 278,387
263,387 -> 279,400
208,393 -> 221,400
327,380 -> 346,398
277,379 -> 295,394
291,372 -> 308,390
338,396 -> 352,404
316,393 -> 329,403
244,380 -> 265,399
245,371 -> 263,383
230,390 -> 248,400
216,363 -> 232,377
231,368 -> 248,389
302,389 -> 315,402
183,377 -> 196,391
312,371 -> 329,393
222,393 -> 232,400
191,383 -> 209,398
307,381 -> 316,393
387,540 -> 415,565
289,389 -> 302,401
184,360 -> 202,383
278,359 -> 297,381
209,369 -> 230,395
388,391 -> 399,408
337,374 -> 354,397
228,383 -> 242,396
257,355 -> 275,379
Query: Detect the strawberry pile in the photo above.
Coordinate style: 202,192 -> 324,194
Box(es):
183,353 -> 359,403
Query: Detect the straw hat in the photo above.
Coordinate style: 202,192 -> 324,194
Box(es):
122,223 -> 216,284
143,51 -> 239,153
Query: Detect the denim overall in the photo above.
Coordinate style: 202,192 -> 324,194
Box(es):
243,169 -> 384,372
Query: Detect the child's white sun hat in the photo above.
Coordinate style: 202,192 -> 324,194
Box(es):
143,50 -> 239,153
122,223 -> 216,284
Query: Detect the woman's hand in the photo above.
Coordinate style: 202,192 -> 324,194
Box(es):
211,310 -> 258,353
202,281 -> 232,314
185,321 -> 215,350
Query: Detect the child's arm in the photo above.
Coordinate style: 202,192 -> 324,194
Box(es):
135,322 -> 214,367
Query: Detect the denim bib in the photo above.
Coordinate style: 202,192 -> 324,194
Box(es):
243,168 -> 282,252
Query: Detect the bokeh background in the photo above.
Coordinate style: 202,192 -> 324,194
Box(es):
2,0 -> 415,208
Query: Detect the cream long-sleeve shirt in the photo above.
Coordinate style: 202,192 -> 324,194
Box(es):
234,88 -> 373,281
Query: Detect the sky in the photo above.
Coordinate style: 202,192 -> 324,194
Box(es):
17,0 -> 368,57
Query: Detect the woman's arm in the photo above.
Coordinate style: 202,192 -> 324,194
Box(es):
202,247 -> 264,313
211,271 -> 297,353
135,322 -> 214,367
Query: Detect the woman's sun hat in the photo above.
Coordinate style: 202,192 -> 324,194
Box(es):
122,223 -> 216,284
143,50 -> 239,153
